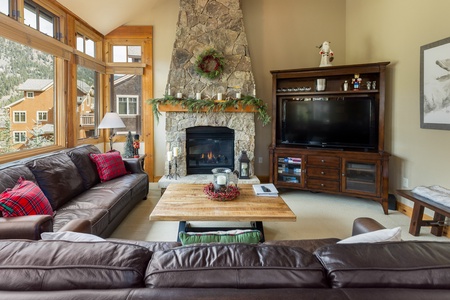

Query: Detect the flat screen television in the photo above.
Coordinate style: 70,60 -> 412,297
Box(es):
279,98 -> 378,150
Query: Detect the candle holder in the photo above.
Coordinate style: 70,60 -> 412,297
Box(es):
173,156 -> 180,180
166,161 -> 174,179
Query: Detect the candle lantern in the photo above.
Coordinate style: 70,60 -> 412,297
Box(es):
212,168 -> 231,192
238,151 -> 250,179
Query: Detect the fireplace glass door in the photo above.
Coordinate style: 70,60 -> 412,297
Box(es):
186,126 -> 234,174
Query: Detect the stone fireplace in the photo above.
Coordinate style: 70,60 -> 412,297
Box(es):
165,111 -> 255,177
162,0 -> 258,179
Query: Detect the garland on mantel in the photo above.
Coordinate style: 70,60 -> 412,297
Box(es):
148,95 -> 271,126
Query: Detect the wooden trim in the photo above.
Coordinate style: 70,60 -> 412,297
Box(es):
105,26 -> 152,39
397,202 -> 449,238
0,13 -> 72,60
75,52 -> 106,73
157,103 -> 258,113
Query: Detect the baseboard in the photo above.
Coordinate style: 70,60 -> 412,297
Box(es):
396,202 -> 449,238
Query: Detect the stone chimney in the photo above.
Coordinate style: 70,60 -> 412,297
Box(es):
167,0 -> 255,99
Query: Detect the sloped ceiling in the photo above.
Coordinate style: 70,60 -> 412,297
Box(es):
56,0 -> 164,35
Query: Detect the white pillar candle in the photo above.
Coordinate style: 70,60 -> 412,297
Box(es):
236,92 -> 241,99
217,175 -> 227,185
173,147 -> 179,157
253,85 -> 256,97
167,151 -> 172,161
166,84 -> 171,96
196,92 -> 201,100
176,92 -> 182,99
217,93 -> 222,100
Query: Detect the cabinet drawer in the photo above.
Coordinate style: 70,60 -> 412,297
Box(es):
307,167 -> 339,180
307,179 -> 340,192
308,156 -> 340,167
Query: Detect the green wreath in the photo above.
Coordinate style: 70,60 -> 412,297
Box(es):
195,49 -> 225,80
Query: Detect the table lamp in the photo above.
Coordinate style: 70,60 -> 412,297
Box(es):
98,112 -> 126,151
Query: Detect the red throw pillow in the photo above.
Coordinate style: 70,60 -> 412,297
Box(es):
0,177 -> 54,218
89,152 -> 128,182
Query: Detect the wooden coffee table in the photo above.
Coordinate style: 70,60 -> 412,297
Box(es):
149,184 -> 296,242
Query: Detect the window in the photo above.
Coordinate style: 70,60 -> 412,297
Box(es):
37,111 -> 47,121
117,96 -> 139,115
76,33 -> 95,58
24,0 -> 60,39
77,65 -> 99,139
112,45 -> 142,63
0,36 -> 55,155
13,131 -> 26,143
14,111 -> 26,123
0,0 -> 8,15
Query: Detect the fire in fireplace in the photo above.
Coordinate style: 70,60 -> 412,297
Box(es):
186,126 -> 234,174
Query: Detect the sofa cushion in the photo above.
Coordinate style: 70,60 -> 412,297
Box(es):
90,152 -> 128,182
0,177 -> 53,217
66,145 -> 101,189
314,241 -> 450,289
0,240 -> 152,291
337,227 -> 402,244
25,152 -> 85,210
179,229 -> 262,245
53,207 -> 109,236
41,231 -> 105,241
0,164 -> 37,194
145,243 -> 328,289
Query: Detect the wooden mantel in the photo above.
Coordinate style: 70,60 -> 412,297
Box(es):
157,102 -> 257,113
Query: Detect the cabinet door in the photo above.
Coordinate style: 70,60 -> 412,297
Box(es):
341,158 -> 381,197
274,154 -> 305,187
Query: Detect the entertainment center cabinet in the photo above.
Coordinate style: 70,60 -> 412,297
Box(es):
269,62 -> 390,214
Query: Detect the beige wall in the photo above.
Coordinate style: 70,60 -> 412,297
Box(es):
136,0 -> 346,178
346,0 -> 450,208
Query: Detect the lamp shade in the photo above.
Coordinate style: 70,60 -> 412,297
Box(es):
98,112 -> 126,129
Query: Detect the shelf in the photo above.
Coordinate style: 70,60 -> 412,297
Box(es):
276,90 -> 379,97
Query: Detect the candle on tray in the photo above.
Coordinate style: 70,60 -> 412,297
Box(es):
173,147 -> 179,157
167,151 -> 172,161
217,175 -> 227,185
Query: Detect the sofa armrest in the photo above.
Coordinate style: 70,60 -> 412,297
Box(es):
123,156 -> 146,174
352,217 -> 386,236
0,215 -> 53,240
58,219 -> 92,234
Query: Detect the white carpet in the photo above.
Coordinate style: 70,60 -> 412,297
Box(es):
110,183 -> 448,242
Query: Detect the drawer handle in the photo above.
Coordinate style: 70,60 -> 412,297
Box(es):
321,159 -> 325,163
321,183 -> 325,187
321,171 -> 325,175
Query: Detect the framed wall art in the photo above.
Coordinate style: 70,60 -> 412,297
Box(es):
420,36 -> 450,130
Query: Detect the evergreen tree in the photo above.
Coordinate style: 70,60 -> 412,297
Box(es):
123,131 -> 134,158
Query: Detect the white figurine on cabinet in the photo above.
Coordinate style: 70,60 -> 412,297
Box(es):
318,41 -> 334,67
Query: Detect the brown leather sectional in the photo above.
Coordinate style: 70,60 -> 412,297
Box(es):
0,144 -> 148,238
0,218 -> 448,299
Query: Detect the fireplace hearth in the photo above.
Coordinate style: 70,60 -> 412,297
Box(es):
186,126 -> 234,174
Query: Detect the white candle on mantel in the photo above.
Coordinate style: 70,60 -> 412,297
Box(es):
236,92 -> 241,99
217,93 -> 223,100
196,92 -> 201,100
217,175 -> 227,185
173,147 -> 179,157
176,92 -> 182,99
253,85 -> 256,97
167,151 -> 173,161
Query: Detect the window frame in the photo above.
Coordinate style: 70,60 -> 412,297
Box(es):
13,131 -> 27,143
13,111 -> 26,123
117,95 -> 139,116
23,0 -> 60,40
36,110 -> 47,121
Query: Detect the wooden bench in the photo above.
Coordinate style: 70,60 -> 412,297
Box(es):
397,189 -> 450,236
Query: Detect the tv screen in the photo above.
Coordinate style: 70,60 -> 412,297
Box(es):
280,98 -> 378,150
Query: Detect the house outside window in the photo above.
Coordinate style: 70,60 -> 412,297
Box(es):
14,111 -> 26,123
13,131 -> 26,143
27,92 -> 34,98
117,95 -> 138,115
37,111 -> 47,122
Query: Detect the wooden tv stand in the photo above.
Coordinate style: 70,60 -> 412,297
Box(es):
269,62 -> 390,214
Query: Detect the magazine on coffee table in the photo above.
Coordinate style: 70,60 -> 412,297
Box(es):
253,183 -> 279,196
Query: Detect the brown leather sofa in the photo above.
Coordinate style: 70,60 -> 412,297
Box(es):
0,144 -> 148,239
0,218 -> 448,300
